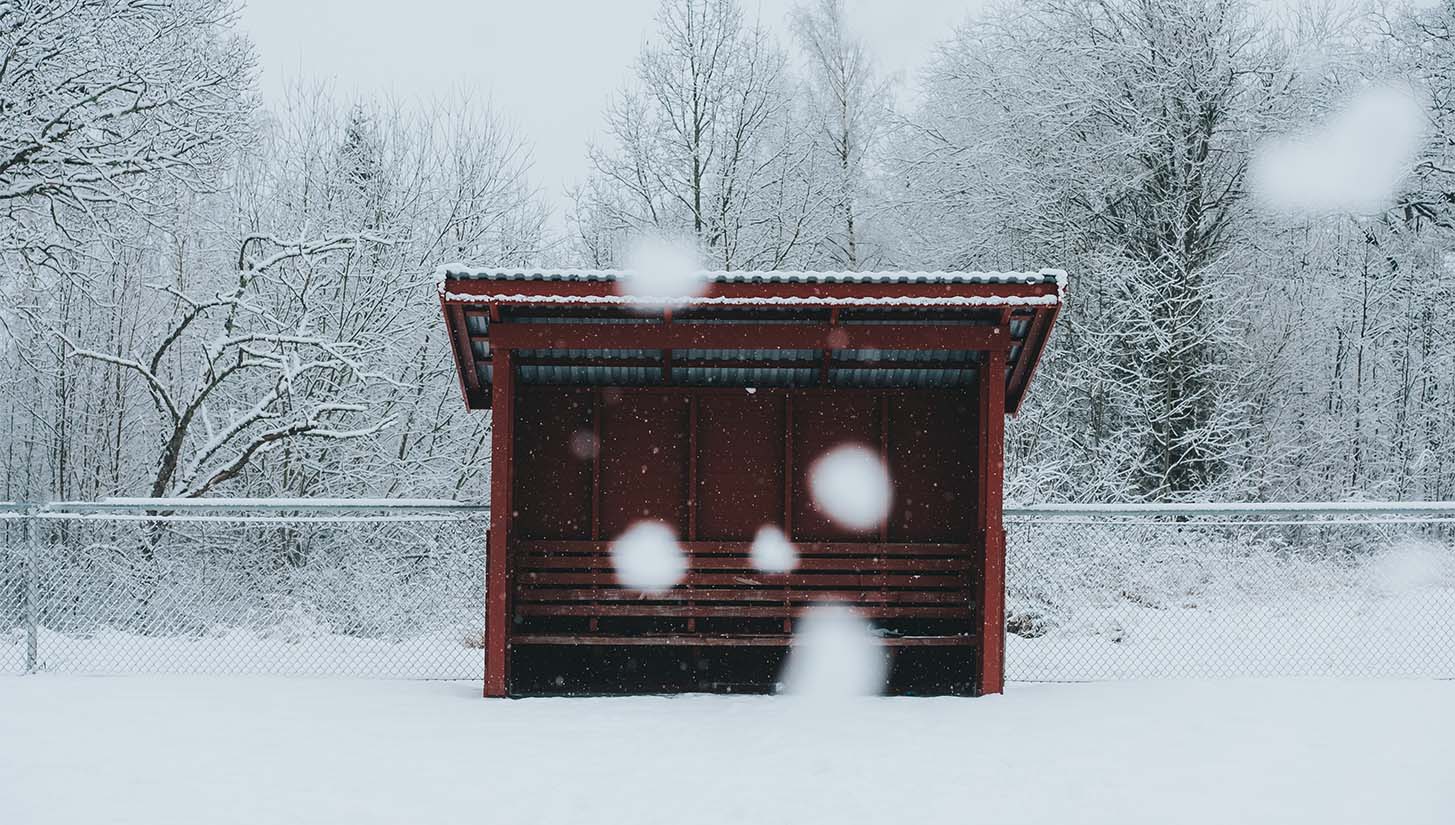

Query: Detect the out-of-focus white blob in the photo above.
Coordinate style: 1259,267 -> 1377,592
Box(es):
618,234 -> 708,307
1366,539 -> 1453,596
610,521 -> 687,594
779,604 -> 887,698
750,525 -> 798,573
1251,85 -> 1427,216
569,429 -> 598,460
808,444 -> 892,531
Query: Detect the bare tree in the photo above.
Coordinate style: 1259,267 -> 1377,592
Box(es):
573,0 -> 825,269
0,0 -> 253,256
1382,0 -> 1455,236
889,0 -> 1288,498
791,0 -> 889,269
4,59 -> 547,502
41,234 -> 392,498
0,0 -> 253,502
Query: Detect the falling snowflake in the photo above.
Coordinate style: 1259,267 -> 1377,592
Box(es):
779,603 -> 887,697
609,521 -> 687,593
1251,85 -> 1427,215
569,429 -> 598,460
1366,539 -> 1454,596
808,444 -> 892,531
618,234 -> 708,306
750,525 -> 798,573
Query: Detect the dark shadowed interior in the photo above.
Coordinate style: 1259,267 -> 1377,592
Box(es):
509,386 -> 981,695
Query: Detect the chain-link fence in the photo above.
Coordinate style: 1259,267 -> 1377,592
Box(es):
1005,505 -> 1455,680
1,501 -> 487,678
3,500 -> 1453,680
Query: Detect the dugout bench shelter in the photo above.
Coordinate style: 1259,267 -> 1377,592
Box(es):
438,266 -> 1064,696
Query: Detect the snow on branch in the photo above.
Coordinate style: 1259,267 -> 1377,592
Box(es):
45,225 -> 401,499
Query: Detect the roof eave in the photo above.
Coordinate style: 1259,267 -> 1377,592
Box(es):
436,264 -> 1066,288
440,276 -> 1061,306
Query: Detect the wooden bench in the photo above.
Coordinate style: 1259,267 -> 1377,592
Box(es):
511,540 -> 978,647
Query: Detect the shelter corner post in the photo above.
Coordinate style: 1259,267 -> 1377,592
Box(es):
485,348 -> 515,697
977,349 -> 1007,695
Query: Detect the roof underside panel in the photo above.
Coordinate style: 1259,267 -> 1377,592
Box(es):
494,348 -> 989,390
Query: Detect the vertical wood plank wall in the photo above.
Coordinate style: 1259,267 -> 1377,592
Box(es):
510,387 -> 978,546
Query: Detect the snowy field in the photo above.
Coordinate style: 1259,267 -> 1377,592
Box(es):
1,676 -> 1451,825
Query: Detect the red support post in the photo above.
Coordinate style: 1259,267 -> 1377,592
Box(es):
783,394 -> 794,539
878,394 -> 890,542
783,394 -> 795,634
589,388 -> 602,634
687,394 -> 698,633
484,348 -> 515,697
591,389 -> 602,541
977,349 -> 1007,695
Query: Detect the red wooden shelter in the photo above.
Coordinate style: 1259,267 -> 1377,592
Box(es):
438,266 -> 1064,697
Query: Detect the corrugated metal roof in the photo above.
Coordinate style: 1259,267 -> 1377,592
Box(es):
517,365 -> 664,385
498,347 -> 987,389
830,368 -> 974,388
439,265 -> 1066,287
443,291 -> 1060,308
517,348 -> 661,360
674,348 -> 817,361
672,367 -> 818,387
506,364 -> 976,388
832,349 -> 977,363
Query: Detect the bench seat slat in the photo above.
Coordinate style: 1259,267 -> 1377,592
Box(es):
517,587 -> 972,604
512,633 -> 978,647
519,571 -> 968,588
521,555 -> 965,572
518,540 -> 972,558
515,604 -> 972,619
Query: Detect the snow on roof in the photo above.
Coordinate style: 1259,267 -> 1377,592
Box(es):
441,291 -> 1060,308
437,265 -> 1067,289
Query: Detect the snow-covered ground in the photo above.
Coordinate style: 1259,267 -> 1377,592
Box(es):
1,676 -> 1450,825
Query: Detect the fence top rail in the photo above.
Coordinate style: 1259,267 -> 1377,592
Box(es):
13,498 -> 1455,518
1005,501 -> 1455,518
42,498 -> 492,514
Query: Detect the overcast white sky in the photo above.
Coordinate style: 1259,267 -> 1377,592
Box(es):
239,0 -> 986,224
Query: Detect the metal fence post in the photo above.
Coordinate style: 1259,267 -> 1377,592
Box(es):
24,505 -> 39,674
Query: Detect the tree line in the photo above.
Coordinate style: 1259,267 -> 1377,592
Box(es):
2,0 -> 1452,505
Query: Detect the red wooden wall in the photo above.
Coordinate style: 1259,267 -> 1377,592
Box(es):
512,387 -> 978,545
